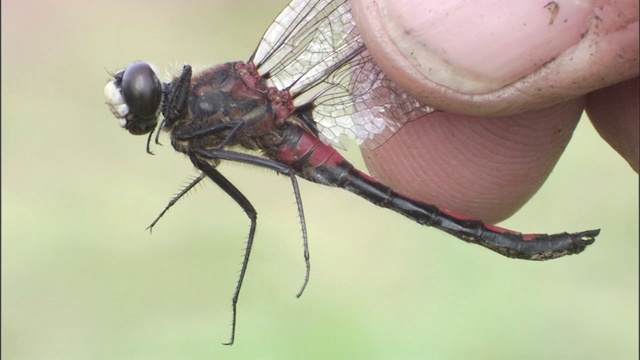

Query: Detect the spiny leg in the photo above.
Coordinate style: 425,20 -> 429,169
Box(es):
173,108 -> 311,294
147,174 -> 206,232
189,155 -> 257,346
289,172 -> 310,298
173,120 -> 244,144
157,64 -> 192,144
195,148 -> 311,297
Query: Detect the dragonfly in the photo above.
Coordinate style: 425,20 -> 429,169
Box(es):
103,0 -> 599,345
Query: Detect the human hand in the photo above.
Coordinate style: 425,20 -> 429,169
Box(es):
351,0 -> 638,223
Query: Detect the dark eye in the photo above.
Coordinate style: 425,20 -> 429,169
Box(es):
121,62 -> 162,119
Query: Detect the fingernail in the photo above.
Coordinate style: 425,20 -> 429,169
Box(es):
379,0 -> 594,93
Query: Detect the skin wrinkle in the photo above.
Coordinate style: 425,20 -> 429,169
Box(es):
427,120 -> 471,204
386,121 -> 471,207
447,117 -> 548,209
441,124 -> 499,210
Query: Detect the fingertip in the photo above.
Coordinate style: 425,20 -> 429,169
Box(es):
361,99 -> 586,223
586,77 -> 640,173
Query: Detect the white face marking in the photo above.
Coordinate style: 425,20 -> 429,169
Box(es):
103,80 -> 129,120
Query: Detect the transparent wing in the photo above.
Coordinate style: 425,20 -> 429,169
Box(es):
251,0 -> 434,148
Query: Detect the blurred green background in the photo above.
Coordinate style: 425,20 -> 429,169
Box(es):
2,0 -> 638,359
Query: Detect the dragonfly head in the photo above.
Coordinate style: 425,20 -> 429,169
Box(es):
104,62 -> 162,135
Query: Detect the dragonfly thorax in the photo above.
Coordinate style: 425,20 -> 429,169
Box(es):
166,62 -> 294,155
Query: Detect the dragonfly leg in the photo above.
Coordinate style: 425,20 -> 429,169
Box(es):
146,173 -> 206,232
189,155 -> 257,346
172,119 -> 246,150
157,65 -> 193,140
195,148 -> 311,297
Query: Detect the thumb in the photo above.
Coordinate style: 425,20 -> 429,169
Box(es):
351,0 -> 639,115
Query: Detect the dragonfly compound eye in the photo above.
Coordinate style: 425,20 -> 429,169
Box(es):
121,62 -> 162,120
